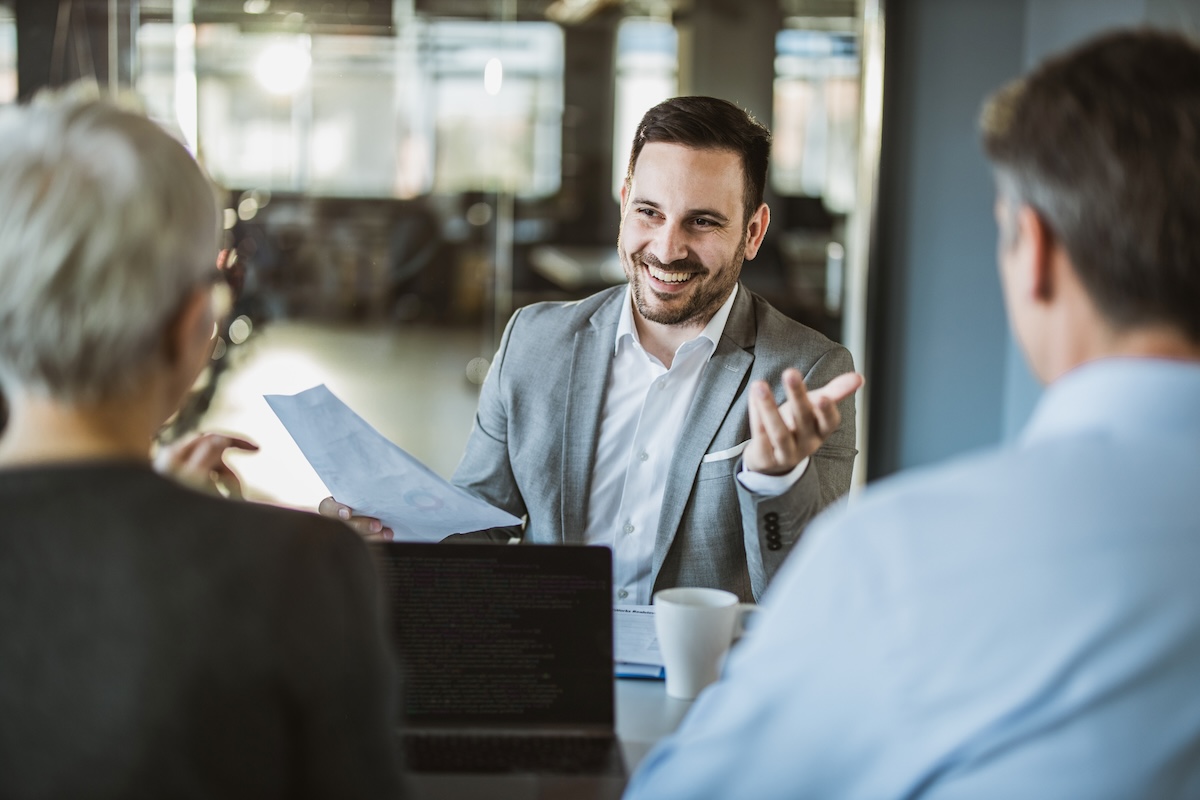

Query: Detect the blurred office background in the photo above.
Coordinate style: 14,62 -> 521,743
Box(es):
1,0 -> 1197,510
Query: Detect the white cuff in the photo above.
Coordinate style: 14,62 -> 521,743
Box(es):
737,457 -> 810,496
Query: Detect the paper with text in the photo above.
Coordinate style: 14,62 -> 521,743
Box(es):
265,384 -> 523,542
615,605 -> 663,668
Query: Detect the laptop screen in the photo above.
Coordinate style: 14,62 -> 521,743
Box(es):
374,542 -> 614,729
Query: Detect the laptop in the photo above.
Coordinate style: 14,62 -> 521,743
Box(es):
373,542 -> 626,798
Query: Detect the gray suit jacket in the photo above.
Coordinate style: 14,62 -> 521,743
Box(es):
450,284 -> 857,601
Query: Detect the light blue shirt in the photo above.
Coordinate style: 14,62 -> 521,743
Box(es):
625,358 -> 1200,799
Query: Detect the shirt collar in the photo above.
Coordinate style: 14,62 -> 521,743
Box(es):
1021,357 -> 1200,445
615,283 -> 739,358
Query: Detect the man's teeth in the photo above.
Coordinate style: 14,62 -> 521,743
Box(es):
648,265 -> 693,283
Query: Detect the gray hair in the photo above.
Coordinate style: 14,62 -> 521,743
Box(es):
0,85 -> 221,402
980,29 -> 1200,343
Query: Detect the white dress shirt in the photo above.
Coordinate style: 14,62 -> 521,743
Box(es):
583,285 -> 806,604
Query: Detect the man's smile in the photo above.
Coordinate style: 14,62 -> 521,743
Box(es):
647,264 -> 696,284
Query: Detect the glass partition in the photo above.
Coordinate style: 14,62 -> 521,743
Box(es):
0,5 -> 14,104
3,0 -> 885,498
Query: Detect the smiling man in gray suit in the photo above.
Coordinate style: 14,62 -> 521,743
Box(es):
326,96 -> 861,603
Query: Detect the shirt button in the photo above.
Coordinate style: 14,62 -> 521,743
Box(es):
617,589 -> 629,600
623,523 -> 635,534
639,451 -> 649,462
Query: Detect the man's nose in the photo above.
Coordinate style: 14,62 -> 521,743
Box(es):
647,223 -> 689,265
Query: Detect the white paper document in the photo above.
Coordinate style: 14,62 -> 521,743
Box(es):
264,384 -> 523,542
614,605 -> 664,674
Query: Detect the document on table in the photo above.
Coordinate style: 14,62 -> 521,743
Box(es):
265,384 -> 523,542
615,605 -> 665,679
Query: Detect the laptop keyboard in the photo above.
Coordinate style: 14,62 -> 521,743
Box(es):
403,733 -> 620,774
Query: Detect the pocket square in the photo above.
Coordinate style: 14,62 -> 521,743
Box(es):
701,440 -> 750,463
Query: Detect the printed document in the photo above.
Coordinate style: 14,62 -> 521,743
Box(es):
615,605 -> 664,677
265,384 -> 523,542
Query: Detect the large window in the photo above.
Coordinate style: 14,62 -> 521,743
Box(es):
424,20 -> 564,198
136,17 -> 563,199
0,4 -> 15,105
772,27 -> 859,213
611,17 -> 677,198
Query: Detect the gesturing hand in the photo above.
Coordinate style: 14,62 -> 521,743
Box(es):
154,433 -> 259,498
743,369 -> 863,476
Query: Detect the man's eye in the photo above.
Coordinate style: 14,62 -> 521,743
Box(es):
693,218 -> 716,227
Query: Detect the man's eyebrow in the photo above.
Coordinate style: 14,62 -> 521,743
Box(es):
629,197 -> 731,223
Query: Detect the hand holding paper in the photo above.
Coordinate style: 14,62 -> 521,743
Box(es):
265,384 -> 522,542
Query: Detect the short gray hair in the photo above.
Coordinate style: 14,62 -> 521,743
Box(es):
980,29 -> 1200,343
0,85 -> 221,402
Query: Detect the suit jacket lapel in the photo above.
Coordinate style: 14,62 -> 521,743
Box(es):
652,285 -> 757,576
561,290 -> 624,544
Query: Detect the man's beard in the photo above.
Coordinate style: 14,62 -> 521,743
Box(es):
621,236 -> 746,327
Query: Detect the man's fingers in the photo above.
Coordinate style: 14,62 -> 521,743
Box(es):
318,496 -> 352,520
317,496 -> 392,539
744,370 -> 862,473
805,372 -> 861,438
811,395 -> 842,439
347,516 -> 393,539
747,381 -> 766,438
786,370 -> 862,438
782,368 -> 816,426
359,527 -> 396,542
809,372 -> 865,406
752,383 -> 800,465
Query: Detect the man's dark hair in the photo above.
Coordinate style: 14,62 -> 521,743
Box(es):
625,96 -> 771,227
980,28 -> 1200,343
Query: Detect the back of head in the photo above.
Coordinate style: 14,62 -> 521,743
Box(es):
0,86 -> 220,404
980,29 -> 1200,344
625,96 -> 771,226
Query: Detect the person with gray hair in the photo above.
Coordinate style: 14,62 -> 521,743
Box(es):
0,90 -> 403,798
624,28 -> 1200,799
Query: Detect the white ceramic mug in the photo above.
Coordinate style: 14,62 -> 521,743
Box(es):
653,587 -> 757,700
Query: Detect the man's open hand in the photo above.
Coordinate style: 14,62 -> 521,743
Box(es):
743,368 -> 863,475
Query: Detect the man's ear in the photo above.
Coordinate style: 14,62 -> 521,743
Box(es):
742,203 -> 771,260
1016,204 -> 1055,302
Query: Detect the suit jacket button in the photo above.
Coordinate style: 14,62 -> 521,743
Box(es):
767,541 -> 783,551
765,522 -> 780,534
765,512 -> 779,523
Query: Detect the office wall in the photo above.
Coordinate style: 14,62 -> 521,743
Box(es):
868,0 -> 1024,479
869,0 -> 1200,479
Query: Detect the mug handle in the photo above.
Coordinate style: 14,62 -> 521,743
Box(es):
733,603 -> 761,642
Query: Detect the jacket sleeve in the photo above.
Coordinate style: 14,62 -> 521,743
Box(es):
736,344 -> 858,599
445,307 -> 528,543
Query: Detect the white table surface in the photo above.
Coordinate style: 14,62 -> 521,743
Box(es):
615,677 -> 693,769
